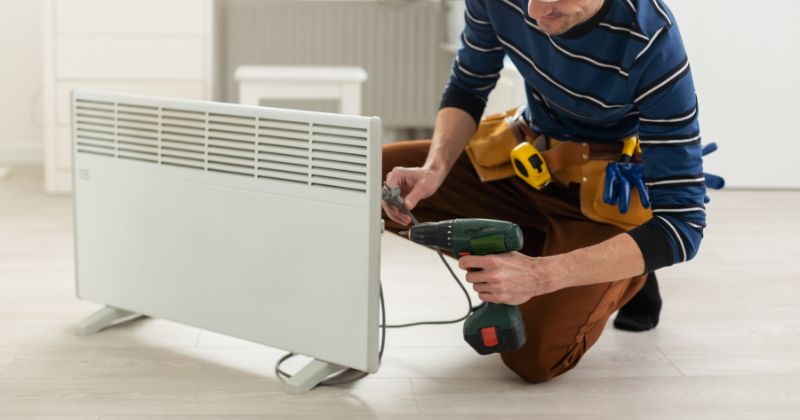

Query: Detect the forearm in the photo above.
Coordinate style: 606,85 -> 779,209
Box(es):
543,233 -> 646,289
423,107 -> 478,177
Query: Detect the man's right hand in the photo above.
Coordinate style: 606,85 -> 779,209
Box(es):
382,107 -> 478,226
382,166 -> 446,226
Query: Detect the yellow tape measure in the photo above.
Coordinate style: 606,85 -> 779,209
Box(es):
511,142 -> 551,190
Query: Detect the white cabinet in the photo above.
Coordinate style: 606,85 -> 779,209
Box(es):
42,0 -> 215,192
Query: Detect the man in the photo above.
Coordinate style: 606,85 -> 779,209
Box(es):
382,0 -> 706,382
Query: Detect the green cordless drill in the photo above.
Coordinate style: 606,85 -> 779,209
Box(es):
409,219 -> 527,355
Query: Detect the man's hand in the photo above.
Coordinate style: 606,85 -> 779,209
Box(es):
382,166 -> 446,226
459,233 -> 647,305
459,252 -> 561,305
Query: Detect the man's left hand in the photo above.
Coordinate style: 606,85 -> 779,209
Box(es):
458,252 -> 561,305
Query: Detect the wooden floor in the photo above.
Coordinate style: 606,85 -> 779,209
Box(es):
1,165 -> 799,419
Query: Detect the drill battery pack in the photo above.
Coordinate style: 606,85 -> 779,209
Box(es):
463,303 -> 527,355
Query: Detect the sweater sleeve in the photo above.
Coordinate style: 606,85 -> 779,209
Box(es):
439,0 -> 506,124
626,20 -> 707,273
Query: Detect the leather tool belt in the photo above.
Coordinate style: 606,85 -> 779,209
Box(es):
464,107 -> 650,231
465,106 -> 640,184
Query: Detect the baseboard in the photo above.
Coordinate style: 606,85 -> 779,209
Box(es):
0,142 -> 43,163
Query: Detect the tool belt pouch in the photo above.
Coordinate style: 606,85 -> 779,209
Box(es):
576,160 -> 652,231
465,107 -> 531,182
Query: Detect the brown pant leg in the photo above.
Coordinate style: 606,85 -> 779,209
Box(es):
383,140 -> 646,383
499,208 -> 647,382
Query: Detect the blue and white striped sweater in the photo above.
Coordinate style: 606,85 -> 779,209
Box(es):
441,0 -> 706,271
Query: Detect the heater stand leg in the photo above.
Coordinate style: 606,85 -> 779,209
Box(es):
76,306 -> 143,336
283,359 -> 345,394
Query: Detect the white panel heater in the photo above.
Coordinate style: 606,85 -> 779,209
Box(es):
71,90 -> 382,393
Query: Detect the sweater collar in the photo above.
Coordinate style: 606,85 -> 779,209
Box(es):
554,0 -> 611,40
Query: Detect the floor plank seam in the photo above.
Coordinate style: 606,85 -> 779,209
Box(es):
408,377 -> 422,415
656,345 -> 686,377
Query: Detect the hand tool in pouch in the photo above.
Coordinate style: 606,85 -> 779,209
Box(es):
603,136 -> 650,213
511,140 -> 551,190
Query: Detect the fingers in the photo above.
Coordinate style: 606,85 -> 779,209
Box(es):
478,292 -> 502,304
385,166 -> 442,212
403,184 -> 429,211
383,168 -> 415,225
475,288 -> 507,304
381,201 -> 410,226
458,255 -> 495,273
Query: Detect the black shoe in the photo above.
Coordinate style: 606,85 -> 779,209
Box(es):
614,272 -> 662,332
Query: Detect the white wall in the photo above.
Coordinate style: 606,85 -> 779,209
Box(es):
0,0 -> 42,163
1,0 -> 798,187
667,0 -> 800,188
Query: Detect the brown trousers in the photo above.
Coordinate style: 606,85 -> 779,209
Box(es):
383,140 -> 647,383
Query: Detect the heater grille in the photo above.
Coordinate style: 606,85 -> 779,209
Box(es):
74,97 -> 372,192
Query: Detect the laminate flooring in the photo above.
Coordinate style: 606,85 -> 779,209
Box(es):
1,165 -> 799,419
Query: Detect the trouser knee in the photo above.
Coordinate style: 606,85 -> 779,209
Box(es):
501,344 -> 584,384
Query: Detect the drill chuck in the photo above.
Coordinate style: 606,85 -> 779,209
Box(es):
408,220 -> 453,249
408,219 -> 523,255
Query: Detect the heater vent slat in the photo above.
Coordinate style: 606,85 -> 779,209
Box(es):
118,143 -> 158,154
311,134 -> 367,148
312,142 -> 367,156
163,149 -> 204,160
77,147 -> 114,157
209,131 -> 255,144
117,137 -> 157,148
311,167 -> 367,183
75,116 -> 114,127
311,150 -> 367,165
257,143 -> 308,157
313,125 -> 368,138
162,132 -> 205,145
259,154 -> 308,167
208,149 -> 255,162
257,169 -> 309,183
259,160 -> 308,174
74,94 -> 374,194
311,159 -> 366,174
76,139 -> 115,150
259,119 -> 310,132
259,128 -> 310,142
117,118 -> 159,130
162,142 -> 205,154
311,178 -> 367,192
162,126 -> 206,139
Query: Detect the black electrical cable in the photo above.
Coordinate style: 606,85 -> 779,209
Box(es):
274,191 -> 481,387
384,249 -> 484,328
274,249 -> 479,387
275,284 -> 387,386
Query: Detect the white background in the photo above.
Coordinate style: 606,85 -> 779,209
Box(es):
668,0 -> 800,188
1,0 -> 798,188
0,0 -> 42,163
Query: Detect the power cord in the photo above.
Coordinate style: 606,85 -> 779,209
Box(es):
274,185 -> 482,387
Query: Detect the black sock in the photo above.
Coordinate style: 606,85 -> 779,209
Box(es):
614,272 -> 662,332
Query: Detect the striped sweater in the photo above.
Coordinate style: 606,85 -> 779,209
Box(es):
441,0 -> 706,271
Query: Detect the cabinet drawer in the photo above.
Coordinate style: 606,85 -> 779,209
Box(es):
56,82 -> 206,125
55,0 -> 208,35
56,37 -> 206,80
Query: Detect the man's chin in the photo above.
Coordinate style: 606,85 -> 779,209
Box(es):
537,21 -> 569,36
